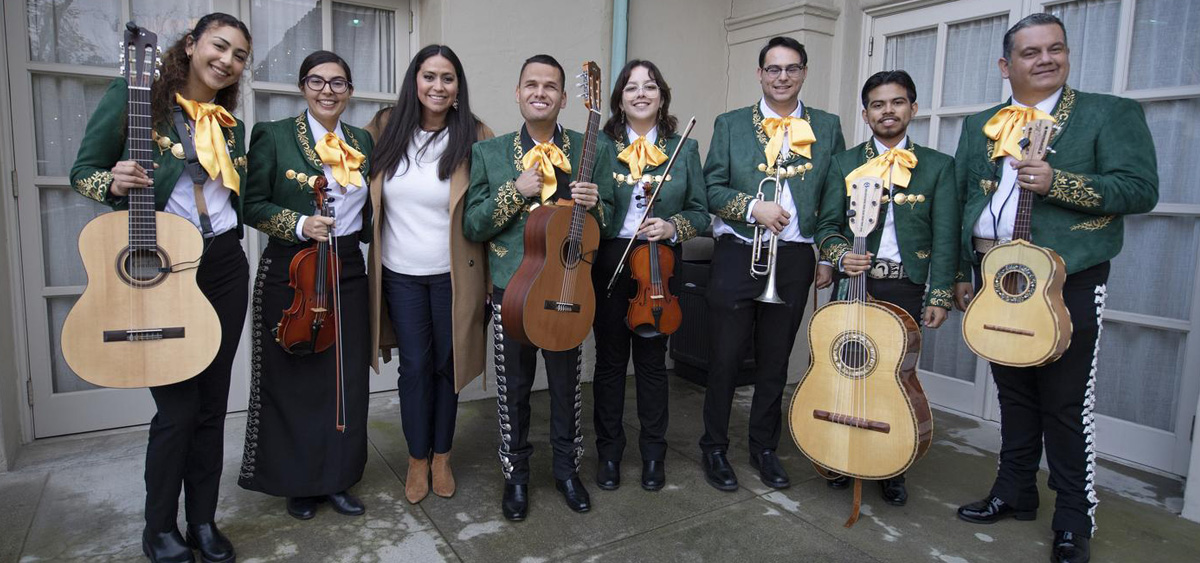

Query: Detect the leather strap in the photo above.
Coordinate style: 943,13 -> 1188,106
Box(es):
973,236 -> 1008,254
844,478 -> 862,527
172,107 -> 215,238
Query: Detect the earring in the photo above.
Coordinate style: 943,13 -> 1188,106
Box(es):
453,98 -> 459,110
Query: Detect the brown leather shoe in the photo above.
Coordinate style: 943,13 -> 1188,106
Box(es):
431,451 -> 456,498
406,457 -> 430,504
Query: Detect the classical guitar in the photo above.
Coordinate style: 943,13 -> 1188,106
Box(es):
962,119 -> 1072,367
789,176 -> 932,522
501,62 -> 603,351
61,23 -> 221,388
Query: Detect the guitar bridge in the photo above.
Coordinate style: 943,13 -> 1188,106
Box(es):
103,327 -> 185,342
983,324 -> 1035,336
813,409 -> 890,433
543,300 -> 581,313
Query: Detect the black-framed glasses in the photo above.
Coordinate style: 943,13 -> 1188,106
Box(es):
303,75 -> 352,94
762,64 -> 805,79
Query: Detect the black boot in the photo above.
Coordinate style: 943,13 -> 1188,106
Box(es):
1051,531 -> 1090,563
325,491 -> 365,516
749,449 -> 790,489
641,460 -> 665,491
957,495 -> 1037,524
880,474 -> 908,506
185,523 -> 234,563
702,450 -> 738,491
285,497 -> 317,520
142,527 -> 194,563
501,484 -> 528,521
556,476 -> 592,513
596,460 -> 620,490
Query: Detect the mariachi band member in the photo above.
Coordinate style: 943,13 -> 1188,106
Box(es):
238,50 -> 375,521
367,44 -> 493,504
592,60 -> 709,492
70,13 -> 251,563
816,69 -> 958,506
952,14 -> 1158,563
700,36 -> 841,492
463,54 -> 614,521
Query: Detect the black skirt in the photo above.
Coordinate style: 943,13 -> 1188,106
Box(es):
238,235 -> 370,497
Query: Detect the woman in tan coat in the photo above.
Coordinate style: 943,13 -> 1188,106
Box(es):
367,44 -> 492,504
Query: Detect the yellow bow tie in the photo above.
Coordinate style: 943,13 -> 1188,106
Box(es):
521,141 -> 572,202
175,94 -> 239,193
314,132 -> 365,189
617,136 -> 668,182
845,147 -> 918,195
983,105 -> 1057,161
762,116 -> 816,168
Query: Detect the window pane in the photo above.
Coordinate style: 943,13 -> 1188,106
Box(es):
1048,0 -> 1120,93
344,100 -> 388,130
33,74 -> 114,176
1096,322 -> 1184,431
40,189 -> 110,287
884,27 -> 936,108
908,117 -> 930,146
27,0 -> 121,66
1128,0 -> 1200,90
919,309 -> 978,382
1142,98 -> 1200,205
1107,215 -> 1197,321
252,0 -> 320,84
47,296 -> 101,394
937,115 -> 965,155
332,3 -> 395,93
255,92 -> 308,124
942,14 -> 1007,107
131,0 -> 213,47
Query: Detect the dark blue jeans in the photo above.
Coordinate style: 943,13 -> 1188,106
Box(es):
382,268 -> 458,459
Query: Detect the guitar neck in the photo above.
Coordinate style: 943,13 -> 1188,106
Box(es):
1013,185 -> 1034,241
568,110 -> 602,238
849,235 -> 868,302
127,83 -> 157,251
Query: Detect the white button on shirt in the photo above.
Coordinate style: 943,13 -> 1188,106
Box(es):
295,113 -> 369,240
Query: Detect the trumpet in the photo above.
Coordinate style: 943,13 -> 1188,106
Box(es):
751,165 -> 785,304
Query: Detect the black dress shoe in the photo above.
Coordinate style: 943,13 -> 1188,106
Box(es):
556,476 -> 592,513
502,484 -> 528,521
641,460 -> 665,491
827,474 -> 851,490
186,523 -> 235,563
957,495 -> 1036,524
749,449 -> 790,489
596,459 -> 621,490
142,527 -> 194,563
702,450 -> 738,492
880,475 -> 908,506
285,497 -> 317,520
1051,530 -> 1090,563
325,491 -> 365,516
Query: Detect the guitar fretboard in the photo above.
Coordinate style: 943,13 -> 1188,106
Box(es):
568,110 -> 602,244
127,80 -> 157,251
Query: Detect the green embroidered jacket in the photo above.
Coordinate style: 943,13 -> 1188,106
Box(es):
70,77 -> 248,235
704,103 -> 846,239
956,85 -> 1159,276
462,127 -> 616,289
243,112 -> 374,246
816,140 -> 959,310
599,131 -> 709,243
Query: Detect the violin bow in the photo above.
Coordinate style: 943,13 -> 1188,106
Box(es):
605,117 -> 697,297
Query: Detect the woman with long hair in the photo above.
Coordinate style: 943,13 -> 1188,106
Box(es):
592,60 -> 709,492
238,50 -> 375,521
367,44 -> 492,504
69,13 -> 252,563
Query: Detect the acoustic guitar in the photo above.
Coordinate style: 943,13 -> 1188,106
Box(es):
501,62 -> 603,352
962,119 -> 1072,367
789,176 -> 932,484
61,23 -> 221,388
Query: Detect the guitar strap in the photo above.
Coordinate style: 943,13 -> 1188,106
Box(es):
172,106 -> 215,239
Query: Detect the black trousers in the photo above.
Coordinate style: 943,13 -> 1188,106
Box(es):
145,231 -> 249,532
700,237 -> 816,454
865,277 -> 925,325
976,260 -> 1109,538
491,287 -> 584,484
382,269 -> 458,459
591,238 -> 674,462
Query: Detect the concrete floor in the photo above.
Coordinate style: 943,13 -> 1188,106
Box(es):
2,375 -> 1197,562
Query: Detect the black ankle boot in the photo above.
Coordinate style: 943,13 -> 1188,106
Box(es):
142,527 -> 194,563
185,522 -> 234,563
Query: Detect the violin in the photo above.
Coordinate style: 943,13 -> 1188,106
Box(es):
275,176 -> 341,355
626,183 -> 681,338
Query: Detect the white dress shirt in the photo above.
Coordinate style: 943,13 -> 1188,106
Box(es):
873,136 -> 906,264
165,115 -> 237,237
295,113 -> 369,240
617,126 -> 658,240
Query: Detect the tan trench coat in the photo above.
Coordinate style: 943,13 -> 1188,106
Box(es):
367,122 -> 494,392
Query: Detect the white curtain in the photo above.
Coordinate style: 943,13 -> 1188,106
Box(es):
941,14 -> 1007,107
1049,0 -> 1120,93
885,27 -> 937,109
251,0 -> 321,84
332,2 -> 395,93
1128,0 -> 1200,90
26,0 -> 120,66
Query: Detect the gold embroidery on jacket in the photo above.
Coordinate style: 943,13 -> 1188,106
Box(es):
716,192 -> 753,221
670,214 -> 697,243
929,288 -> 953,309
295,114 -> 322,169
1050,170 -> 1101,208
822,241 -> 851,265
493,181 -> 524,227
915,249 -> 931,259
257,209 -> 300,242
75,170 -> 114,202
489,241 -> 508,258
1070,215 -> 1114,231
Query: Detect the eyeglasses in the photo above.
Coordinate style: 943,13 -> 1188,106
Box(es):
303,75 -> 352,94
762,64 -> 806,79
622,82 -> 661,97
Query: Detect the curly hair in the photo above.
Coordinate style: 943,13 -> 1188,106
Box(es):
150,13 -> 251,125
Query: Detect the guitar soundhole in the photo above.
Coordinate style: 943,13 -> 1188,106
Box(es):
831,332 -> 878,379
117,247 -> 168,288
993,264 -> 1036,304
559,239 -> 579,270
